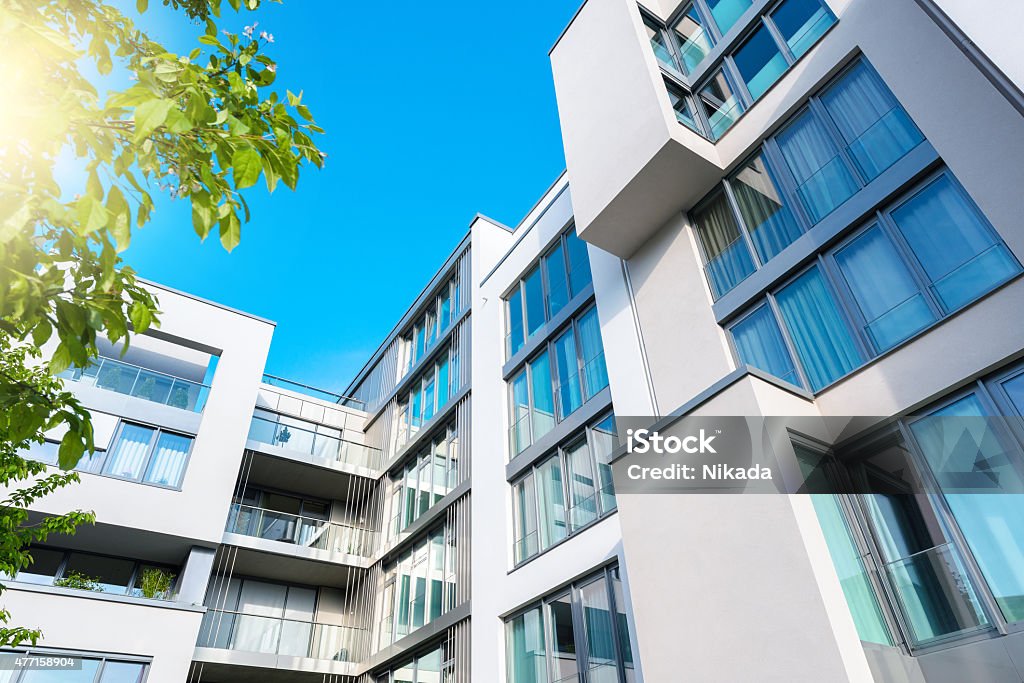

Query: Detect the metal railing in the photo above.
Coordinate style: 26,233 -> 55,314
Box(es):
59,356 -> 210,412
199,608 -> 366,662
248,416 -> 382,471
261,373 -> 365,410
226,503 -> 376,557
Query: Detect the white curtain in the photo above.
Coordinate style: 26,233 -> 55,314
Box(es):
103,424 -> 154,480
143,432 -> 191,487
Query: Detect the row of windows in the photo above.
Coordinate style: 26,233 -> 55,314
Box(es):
10,546 -> 178,600
506,565 -> 636,683
506,227 -> 593,359
509,306 -> 609,458
803,361 -> 1024,651
375,641 -> 455,683
30,420 -> 194,490
693,57 -> 926,299
376,526 -> 458,651
385,423 -> 460,540
729,169 -> 1021,391
512,413 -> 618,565
646,0 -> 836,139
0,651 -> 148,683
395,350 -> 459,452
398,275 -> 461,379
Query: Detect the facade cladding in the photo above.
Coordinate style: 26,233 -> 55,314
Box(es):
5,0 -> 1024,681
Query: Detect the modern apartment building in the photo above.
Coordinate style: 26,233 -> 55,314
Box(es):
4,0 -> 1024,681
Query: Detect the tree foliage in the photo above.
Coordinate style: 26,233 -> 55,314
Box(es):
0,0 -> 323,646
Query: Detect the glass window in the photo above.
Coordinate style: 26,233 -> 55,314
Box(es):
15,547 -> 64,585
554,328 -> 583,420
1003,373 -> 1024,416
566,439 -> 598,531
770,0 -> 835,58
730,304 -> 800,385
143,431 -> 190,487
536,456 -> 567,551
834,226 -> 936,352
548,593 -> 579,683
104,423 -> 155,481
507,606 -> 547,683
529,351 -> 556,443
733,23 -> 787,101
644,18 -> 678,74
577,308 -> 609,400
514,475 -> 539,563
579,578 -> 619,678
889,175 -> 1020,312
591,415 -> 618,514
99,661 -> 146,683
699,70 -> 745,139
821,61 -> 923,181
730,152 -> 802,262
692,191 -> 756,298
667,84 -> 702,134
707,0 -> 753,34
775,266 -> 861,390
20,659 -> 101,682
673,4 -> 713,73
524,267 -> 546,338
776,108 -> 858,223
62,553 -> 134,594
511,371 -> 531,456
544,243 -> 570,318
508,288 -> 525,357
565,229 -> 592,296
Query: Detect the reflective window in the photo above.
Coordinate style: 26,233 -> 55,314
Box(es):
692,191 -> 756,298
730,304 -> 799,385
707,0 -> 753,34
731,152 -> 802,262
770,0 -> 836,58
777,108 -> 858,223
733,23 -> 787,101
699,70 -> 744,139
673,4 -> 714,73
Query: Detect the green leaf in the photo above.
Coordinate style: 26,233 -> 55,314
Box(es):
75,195 -> 108,235
231,146 -> 261,190
58,430 -> 86,470
136,0 -> 149,12
191,191 -> 215,239
296,104 -> 313,122
219,210 -> 241,252
133,98 -> 174,141
106,186 -> 131,251
49,344 -> 72,376
129,301 -> 153,333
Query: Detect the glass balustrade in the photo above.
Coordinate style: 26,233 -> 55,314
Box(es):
247,416 -> 382,470
199,609 -> 367,662
225,503 -> 376,557
59,356 -> 210,412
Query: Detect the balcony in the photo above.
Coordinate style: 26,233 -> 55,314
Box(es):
198,609 -> 366,663
261,373 -> 364,410
60,356 -> 209,412
247,415 -> 382,471
225,503 -> 376,559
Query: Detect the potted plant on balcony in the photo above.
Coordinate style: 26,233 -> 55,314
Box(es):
54,571 -> 103,592
133,375 -> 157,400
276,426 -> 292,445
137,567 -> 176,600
168,385 -> 191,409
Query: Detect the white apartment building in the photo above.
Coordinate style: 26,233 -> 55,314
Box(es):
4,0 -> 1024,681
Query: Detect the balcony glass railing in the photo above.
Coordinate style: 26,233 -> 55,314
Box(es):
248,416 -> 382,470
199,609 -> 366,662
261,373 -> 365,410
226,503 -> 376,557
59,356 -> 210,412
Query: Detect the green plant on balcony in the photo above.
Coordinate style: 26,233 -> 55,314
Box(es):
133,375 -> 156,400
168,385 -> 191,409
96,365 -> 125,391
53,571 -> 102,592
276,426 -> 292,444
138,567 -> 175,600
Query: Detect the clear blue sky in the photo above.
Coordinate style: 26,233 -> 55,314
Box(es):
117,1 -> 581,393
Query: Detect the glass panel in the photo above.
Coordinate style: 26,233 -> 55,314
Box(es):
890,175 -> 1020,312
610,568 -> 636,683
911,395 -> 1024,624
537,456 -> 568,550
673,4 -> 713,73
731,153 -> 802,262
530,351 -> 556,441
776,266 -> 861,390
565,230 -> 592,297
20,659 -> 101,683
437,353 -> 450,408
733,23 -> 787,101
61,553 -> 134,594
515,475 -> 540,564
15,547 -> 64,585
524,266 -> 546,338
821,61 -> 923,181
394,661 -> 416,683
699,70 -> 745,139
508,288 -> 525,357
1004,373 -> 1024,416
693,192 -> 756,299
544,243 -> 570,318
143,431 -> 191,487
667,86 -> 702,135
776,109 -> 859,223
511,371 -> 532,456
707,0 -> 753,34
592,415 -> 619,513
548,594 -> 579,683
103,423 -> 155,481
731,304 -> 800,386
834,226 -> 936,351
507,606 -> 548,683
577,308 -> 609,400
566,439 -> 599,531
554,328 -> 582,420
580,577 -> 620,683
770,0 -> 835,58
643,19 -> 678,73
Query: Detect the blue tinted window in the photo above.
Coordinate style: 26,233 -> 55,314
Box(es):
707,0 -> 753,34
693,192 -> 756,298
731,304 -> 799,385
777,109 -> 858,222
730,153 -> 803,262
565,230 -> 592,296
699,70 -> 745,139
770,0 -> 835,58
733,24 -> 787,101
673,4 -> 713,73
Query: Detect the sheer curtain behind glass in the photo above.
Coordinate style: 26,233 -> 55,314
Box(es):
777,111 -> 858,223
731,154 -> 802,262
103,424 -> 154,480
693,192 -> 756,298
143,432 -> 191,487
731,304 -> 799,385
577,309 -> 609,399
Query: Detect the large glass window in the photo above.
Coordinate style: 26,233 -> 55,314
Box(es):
512,414 -> 618,564
693,191 -> 756,299
399,275 -> 460,378
666,82 -> 704,135
730,304 -> 799,385
770,0 -> 836,58
393,352 -> 457,453
706,0 -> 752,34
643,16 -> 679,74
673,4 -> 713,73
0,653 -> 147,683
699,70 -> 744,139
385,423 -> 459,540
529,352 -> 556,443
66,421 -> 194,488
12,546 -> 178,600
777,108 -> 858,223
505,566 -> 636,683
731,153 -> 802,263
733,23 -> 787,101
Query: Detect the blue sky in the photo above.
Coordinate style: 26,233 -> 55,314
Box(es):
116,1 -> 581,393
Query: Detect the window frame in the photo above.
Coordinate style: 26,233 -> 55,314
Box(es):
13,545 -> 179,601
67,419 -> 196,490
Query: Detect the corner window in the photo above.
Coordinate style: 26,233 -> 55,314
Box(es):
692,190 -> 756,298
65,421 -> 195,488
673,4 -> 714,73
698,69 -> 744,139
12,546 -> 178,601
